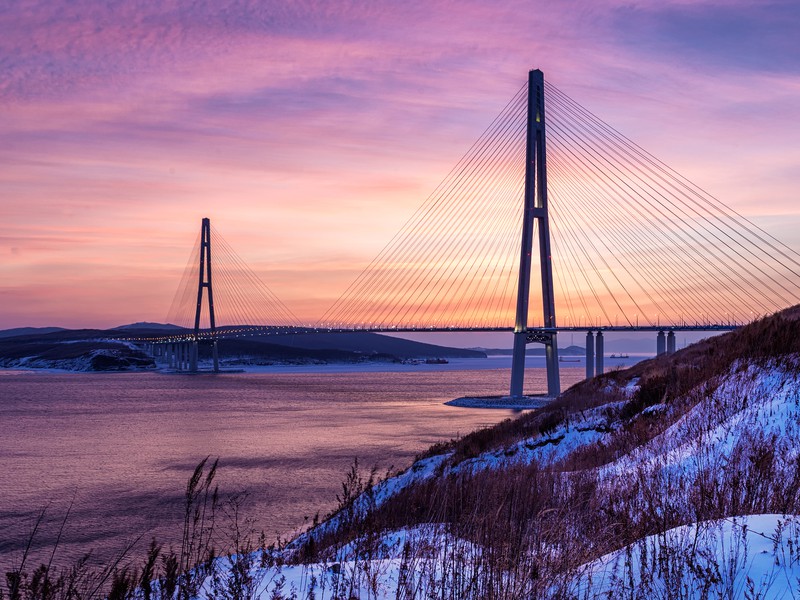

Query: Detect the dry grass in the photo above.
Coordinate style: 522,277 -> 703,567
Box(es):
287,306 -> 800,598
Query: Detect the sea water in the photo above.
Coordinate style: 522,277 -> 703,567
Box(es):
0,360 -> 584,567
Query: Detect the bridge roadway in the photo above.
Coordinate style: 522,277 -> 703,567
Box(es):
128,323 -> 739,343
128,323 -> 740,376
313,325 -> 740,333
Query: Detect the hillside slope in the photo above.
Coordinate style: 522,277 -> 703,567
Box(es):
251,306 -> 800,598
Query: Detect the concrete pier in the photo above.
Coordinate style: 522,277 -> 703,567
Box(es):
586,331 -> 594,379
595,331 -> 604,375
667,330 -> 676,354
657,330 -> 666,355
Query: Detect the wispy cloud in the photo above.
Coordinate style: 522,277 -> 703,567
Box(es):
1,0 -> 799,327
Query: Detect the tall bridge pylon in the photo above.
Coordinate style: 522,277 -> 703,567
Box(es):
510,69 -> 559,398
193,217 -> 219,372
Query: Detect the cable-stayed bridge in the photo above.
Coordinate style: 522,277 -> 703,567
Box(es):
132,70 -> 800,398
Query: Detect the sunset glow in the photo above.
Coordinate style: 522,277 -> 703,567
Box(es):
2,1 -> 799,329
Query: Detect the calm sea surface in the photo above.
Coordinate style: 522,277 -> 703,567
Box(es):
0,361 -> 584,568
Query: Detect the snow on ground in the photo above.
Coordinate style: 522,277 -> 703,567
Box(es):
290,358 -> 800,547
453,424 -> 609,475
445,397 -> 624,475
6,352 -> 102,371
575,514 -> 800,599
370,454 -> 450,507
206,524 -> 479,600
172,356 -> 800,599
200,515 -> 800,600
600,360 -> 800,482
373,359 -> 800,496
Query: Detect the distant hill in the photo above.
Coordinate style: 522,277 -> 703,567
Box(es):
210,338 -> 392,364
0,327 -> 65,339
0,325 -> 486,370
262,331 -> 485,359
114,326 -> 486,359
111,322 -> 183,331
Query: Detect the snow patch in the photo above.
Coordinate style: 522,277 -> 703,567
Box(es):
576,514 -> 800,599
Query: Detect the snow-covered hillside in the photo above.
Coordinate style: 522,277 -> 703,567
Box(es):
249,310 -> 800,599
0,338 -> 155,371
217,351 -> 799,599
196,514 -> 800,599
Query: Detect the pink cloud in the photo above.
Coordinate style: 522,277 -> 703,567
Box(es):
1,0 -> 799,329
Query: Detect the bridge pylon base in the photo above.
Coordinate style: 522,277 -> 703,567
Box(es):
509,331 -> 528,398
510,329 -> 560,399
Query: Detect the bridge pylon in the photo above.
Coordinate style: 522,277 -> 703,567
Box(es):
194,217 -> 219,372
510,69 -> 560,398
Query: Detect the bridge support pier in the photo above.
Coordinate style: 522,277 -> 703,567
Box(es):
510,333 -> 527,396
595,331 -> 604,375
190,342 -> 198,372
657,330 -> 666,356
545,337 -> 559,396
585,331 -> 594,379
212,341 -> 219,372
667,331 -> 676,354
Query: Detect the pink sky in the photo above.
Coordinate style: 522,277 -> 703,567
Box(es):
2,0 -> 799,329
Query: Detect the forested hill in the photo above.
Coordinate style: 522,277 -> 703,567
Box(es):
0,325 -> 485,370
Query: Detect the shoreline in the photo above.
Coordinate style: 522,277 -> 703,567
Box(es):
1,354 -> 651,376
446,394 -> 551,409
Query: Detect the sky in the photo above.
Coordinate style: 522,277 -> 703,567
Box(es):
2,0 -> 799,333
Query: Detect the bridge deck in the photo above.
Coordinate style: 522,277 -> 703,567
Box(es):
122,323 -> 740,343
